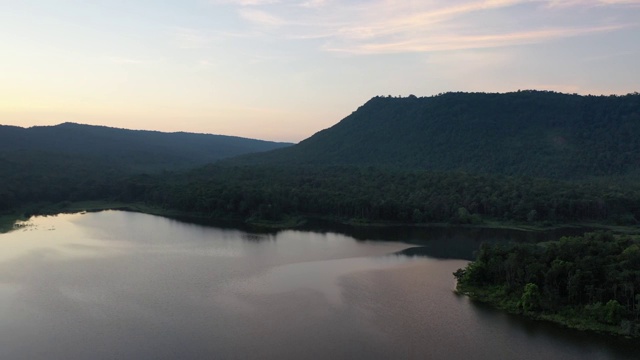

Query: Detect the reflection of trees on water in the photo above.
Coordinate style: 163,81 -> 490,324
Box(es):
469,299 -> 640,358
241,233 -> 276,242
299,221 -> 594,260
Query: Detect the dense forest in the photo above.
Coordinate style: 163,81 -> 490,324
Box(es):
455,232 -> 640,336
2,91 -> 640,229
0,150 -> 124,213
232,91 -> 640,180
4,159 -> 639,228
117,165 -> 640,226
0,156 -> 640,225
0,122 -> 291,173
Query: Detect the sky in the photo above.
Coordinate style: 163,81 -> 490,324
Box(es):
0,0 -> 639,142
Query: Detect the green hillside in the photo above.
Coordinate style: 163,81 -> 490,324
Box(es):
0,122 -> 291,173
231,91 -> 640,179
0,123 -> 291,215
3,92 -> 640,229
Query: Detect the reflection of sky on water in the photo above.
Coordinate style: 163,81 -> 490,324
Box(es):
0,211 -> 637,360
0,211 -> 413,359
1,214 -> 121,262
231,255 -> 420,306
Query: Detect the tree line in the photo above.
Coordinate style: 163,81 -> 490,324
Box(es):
2,153 -> 640,228
455,232 -> 640,336
119,165 -> 640,226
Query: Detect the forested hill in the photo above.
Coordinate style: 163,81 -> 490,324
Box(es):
0,122 -> 291,172
231,91 -> 640,179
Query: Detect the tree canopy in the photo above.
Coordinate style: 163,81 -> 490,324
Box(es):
455,232 -> 640,336
231,91 -> 640,180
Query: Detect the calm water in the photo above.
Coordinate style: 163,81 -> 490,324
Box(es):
0,211 -> 637,359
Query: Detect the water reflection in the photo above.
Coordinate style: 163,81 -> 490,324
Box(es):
0,211 -> 636,360
467,300 -> 640,359
241,233 -> 275,242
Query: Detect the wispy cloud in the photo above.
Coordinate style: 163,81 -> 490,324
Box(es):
208,0 -> 639,54
545,0 -> 640,8
209,0 -> 281,5
239,8 -> 286,26
299,0 -> 330,8
329,24 -> 627,54
601,0 -> 640,4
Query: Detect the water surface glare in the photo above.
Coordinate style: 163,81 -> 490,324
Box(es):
0,211 -> 637,359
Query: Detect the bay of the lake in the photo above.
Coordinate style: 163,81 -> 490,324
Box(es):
0,211 -> 637,359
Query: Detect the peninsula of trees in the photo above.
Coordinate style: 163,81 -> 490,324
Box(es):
455,232 -> 640,337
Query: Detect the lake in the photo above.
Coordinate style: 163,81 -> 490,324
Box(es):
0,211 -> 637,359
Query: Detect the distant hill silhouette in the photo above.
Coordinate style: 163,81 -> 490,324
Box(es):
231,91 -> 640,179
0,122 -> 291,172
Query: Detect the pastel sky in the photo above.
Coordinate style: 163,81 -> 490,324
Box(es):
1,0 -> 639,142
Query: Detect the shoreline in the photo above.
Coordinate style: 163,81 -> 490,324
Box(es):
4,201 -> 640,340
2,200 -> 639,235
455,283 -> 639,339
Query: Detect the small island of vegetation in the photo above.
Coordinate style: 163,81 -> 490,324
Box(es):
454,231 -> 640,337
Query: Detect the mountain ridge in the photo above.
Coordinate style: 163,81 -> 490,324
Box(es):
0,122 -> 292,172
229,90 -> 640,179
